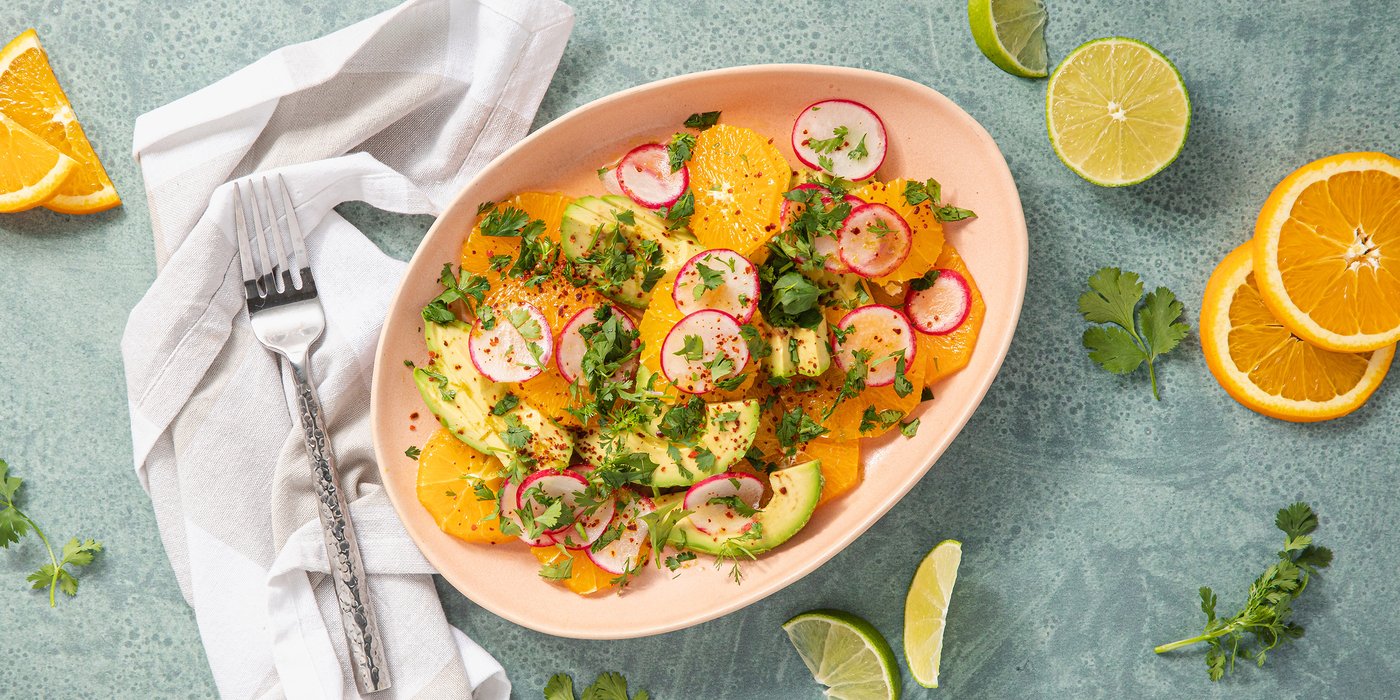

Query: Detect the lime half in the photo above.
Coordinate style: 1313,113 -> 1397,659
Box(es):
968,0 -> 1050,78
903,540 -> 962,688
1046,37 -> 1191,186
783,609 -> 902,700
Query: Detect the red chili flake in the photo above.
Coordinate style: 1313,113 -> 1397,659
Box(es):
410,412 -> 419,420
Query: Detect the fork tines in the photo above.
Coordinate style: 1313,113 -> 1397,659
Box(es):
233,174 -> 318,311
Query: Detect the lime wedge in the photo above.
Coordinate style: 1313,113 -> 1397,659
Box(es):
1046,37 -> 1191,186
783,609 -> 901,700
903,540 -> 962,688
967,0 -> 1050,78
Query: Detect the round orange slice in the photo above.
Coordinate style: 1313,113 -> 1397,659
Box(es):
1253,152 -> 1400,352
689,124 -> 791,254
0,30 -> 120,214
0,113 -> 76,212
416,428 -> 515,544
1202,241 -> 1393,422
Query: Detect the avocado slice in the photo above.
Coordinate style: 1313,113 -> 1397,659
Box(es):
416,320 -> 572,469
666,460 -> 824,555
793,320 -> 831,377
767,326 -> 798,378
559,195 -> 703,308
575,399 -> 761,487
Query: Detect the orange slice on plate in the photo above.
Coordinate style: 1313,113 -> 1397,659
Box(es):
1202,241 -> 1393,422
850,178 -> 945,284
0,113 -> 75,212
531,545 -> 610,595
0,30 -> 120,214
689,124 -> 791,254
1253,152 -> 1400,352
416,428 -> 515,544
915,244 -> 986,386
796,436 -> 860,508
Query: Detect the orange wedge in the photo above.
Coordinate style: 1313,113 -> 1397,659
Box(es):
796,436 -> 860,508
1202,241 -> 1393,422
850,179 -> 945,284
1253,152 -> 1400,352
915,244 -> 986,386
531,545 -> 610,595
0,113 -> 75,212
689,124 -> 791,254
416,428 -> 515,544
0,30 -> 119,214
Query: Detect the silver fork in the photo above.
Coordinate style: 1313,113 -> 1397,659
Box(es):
234,174 -> 391,694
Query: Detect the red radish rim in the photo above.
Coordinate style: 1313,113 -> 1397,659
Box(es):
837,203 -> 912,279
556,305 -> 639,384
516,469 -> 589,535
904,269 -> 972,336
790,99 -> 889,180
830,304 -> 918,387
617,143 -> 689,209
671,249 -> 760,324
659,309 -> 751,394
468,302 -> 554,383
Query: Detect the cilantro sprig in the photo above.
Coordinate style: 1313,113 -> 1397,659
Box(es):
1154,502 -> 1333,681
902,178 -> 977,221
0,459 -> 103,607
1078,267 -> 1189,400
545,672 -> 648,700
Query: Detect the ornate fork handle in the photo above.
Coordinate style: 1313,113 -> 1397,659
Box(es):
288,350 -> 390,693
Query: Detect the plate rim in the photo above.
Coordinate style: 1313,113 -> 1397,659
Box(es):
370,62 -> 1028,638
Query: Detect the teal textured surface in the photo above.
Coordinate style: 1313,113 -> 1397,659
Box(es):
1,0 -> 1397,697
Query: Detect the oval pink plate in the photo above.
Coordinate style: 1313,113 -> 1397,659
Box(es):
370,64 -> 1028,639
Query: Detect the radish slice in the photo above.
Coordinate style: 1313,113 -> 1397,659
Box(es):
830,305 -> 918,387
791,99 -> 888,180
617,143 -> 688,209
587,494 -> 657,574
838,203 -> 912,278
682,473 -> 764,537
516,469 -> 588,535
499,478 -> 551,546
551,495 -> 617,549
660,309 -> 750,394
556,305 -> 639,384
780,184 -> 864,274
469,302 -> 554,383
905,269 -> 972,335
672,249 -> 760,323
599,165 -> 625,197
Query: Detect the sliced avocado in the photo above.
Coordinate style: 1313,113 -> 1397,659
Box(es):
418,320 -> 572,469
794,320 -> 831,377
767,326 -> 798,378
560,196 -> 705,308
575,399 -> 761,488
667,460 -> 824,555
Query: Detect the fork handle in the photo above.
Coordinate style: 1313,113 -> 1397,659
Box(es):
288,352 -> 391,694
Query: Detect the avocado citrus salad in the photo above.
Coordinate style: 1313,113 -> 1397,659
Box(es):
409,102 -> 985,594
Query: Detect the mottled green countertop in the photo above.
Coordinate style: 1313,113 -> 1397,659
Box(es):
2,0 -> 1397,697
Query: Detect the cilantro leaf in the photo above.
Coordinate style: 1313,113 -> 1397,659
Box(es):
674,334 -> 705,363
893,356 -> 914,397
848,133 -> 869,160
490,393 -> 520,416
692,262 -> 726,300
1078,268 -> 1190,400
404,446 -> 421,460
581,672 -> 632,700
683,111 -> 721,130
668,133 -> 697,172
707,495 -> 760,517
900,418 -> 920,437
639,503 -> 693,568
544,673 -> 575,700
908,269 -> 941,292
807,126 -> 849,154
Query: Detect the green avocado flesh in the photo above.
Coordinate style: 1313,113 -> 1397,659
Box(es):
666,460 -> 824,555
559,195 -> 703,307
575,399 -> 761,488
415,320 -> 572,468
766,321 -> 829,378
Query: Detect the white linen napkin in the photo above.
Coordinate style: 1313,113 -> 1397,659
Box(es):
120,1 -> 574,698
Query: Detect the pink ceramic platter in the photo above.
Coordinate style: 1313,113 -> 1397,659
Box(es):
370,64 -> 1028,639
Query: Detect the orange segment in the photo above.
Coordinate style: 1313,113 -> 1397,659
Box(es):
1254,152 -> 1400,352
416,428 -> 514,544
916,244 -> 986,386
689,124 -> 791,254
530,546 -> 611,595
0,30 -> 119,214
460,192 -> 605,427
1201,241 -> 1392,422
850,179 -> 945,284
0,113 -> 75,212
796,436 -> 860,508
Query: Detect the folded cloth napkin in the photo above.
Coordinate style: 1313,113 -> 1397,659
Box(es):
121,1 -> 573,698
